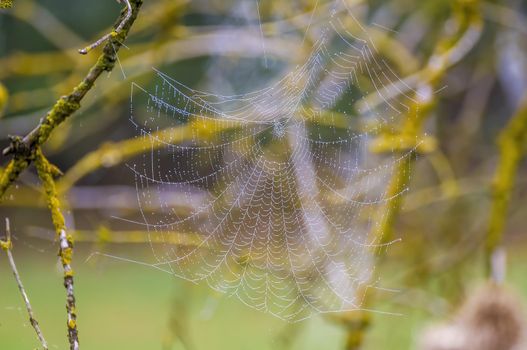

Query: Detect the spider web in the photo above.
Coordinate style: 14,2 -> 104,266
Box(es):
120,0 -> 419,322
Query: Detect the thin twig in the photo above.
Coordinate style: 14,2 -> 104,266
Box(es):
78,0 -> 133,54
1,218 -> 49,350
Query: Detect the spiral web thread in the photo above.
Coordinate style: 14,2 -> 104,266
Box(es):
119,0 -> 421,322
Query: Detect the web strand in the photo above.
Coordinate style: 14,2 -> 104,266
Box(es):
110,0 -> 420,322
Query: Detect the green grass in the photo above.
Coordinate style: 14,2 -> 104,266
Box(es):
1,243 -> 526,350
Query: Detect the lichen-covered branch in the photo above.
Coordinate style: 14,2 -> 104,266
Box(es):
369,0 -> 482,247
0,0 -> 144,200
79,0 -> 133,55
34,149 -> 78,350
0,152 -> 31,197
335,2 -> 483,349
1,218 -> 49,350
0,7 -> 144,346
486,95 -> 527,280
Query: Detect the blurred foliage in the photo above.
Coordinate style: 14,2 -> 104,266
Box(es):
1,0 -> 527,349
0,0 -> 13,9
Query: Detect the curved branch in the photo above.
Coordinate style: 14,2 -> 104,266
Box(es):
0,0 -> 144,199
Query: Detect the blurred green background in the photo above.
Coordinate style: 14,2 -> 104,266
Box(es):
1,0 -> 527,349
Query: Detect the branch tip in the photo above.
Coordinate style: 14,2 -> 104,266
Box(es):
78,0 -> 133,55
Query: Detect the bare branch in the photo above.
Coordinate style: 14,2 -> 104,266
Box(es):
78,0 -> 133,55
1,218 -> 49,350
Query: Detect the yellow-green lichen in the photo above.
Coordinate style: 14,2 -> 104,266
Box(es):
34,148 -> 66,234
0,0 -> 144,207
0,0 -> 13,9
37,98 -> 81,146
0,158 -> 30,200
61,247 -> 74,266
0,239 -> 12,251
68,319 -> 77,329
0,82 -> 8,116
486,96 -> 527,274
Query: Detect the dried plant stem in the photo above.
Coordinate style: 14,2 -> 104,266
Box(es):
1,218 -> 48,350
79,0 -> 133,55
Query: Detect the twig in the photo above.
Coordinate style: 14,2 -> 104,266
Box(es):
1,218 -> 49,350
0,0 -> 143,199
78,0 -> 133,55
34,149 -> 79,350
